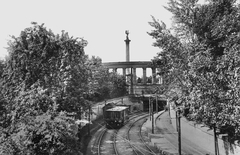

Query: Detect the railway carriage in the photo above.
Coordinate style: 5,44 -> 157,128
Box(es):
104,106 -> 129,129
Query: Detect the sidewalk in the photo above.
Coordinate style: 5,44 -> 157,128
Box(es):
169,106 -> 214,154
142,111 -> 181,155
170,106 -> 240,155
142,106 -> 240,155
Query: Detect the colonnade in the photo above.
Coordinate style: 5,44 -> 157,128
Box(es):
111,67 -> 157,85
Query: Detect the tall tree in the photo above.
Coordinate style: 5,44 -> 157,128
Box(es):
3,22 -> 88,116
0,22 -> 88,154
149,0 -> 240,145
85,56 -> 127,101
109,72 -> 127,98
85,55 -> 110,101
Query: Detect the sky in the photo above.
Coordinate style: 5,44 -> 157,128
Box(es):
0,0 -> 173,63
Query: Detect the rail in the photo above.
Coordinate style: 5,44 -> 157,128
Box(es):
126,114 -> 156,155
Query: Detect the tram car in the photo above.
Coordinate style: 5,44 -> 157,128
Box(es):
104,106 -> 129,129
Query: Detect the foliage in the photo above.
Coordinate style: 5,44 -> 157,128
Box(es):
85,56 -> 127,101
4,22 -> 88,116
109,72 -> 127,98
0,21 -> 127,155
0,60 -> 5,78
148,15 -> 188,96
149,0 -> 240,144
85,56 -> 111,101
0,22 -> 88,154
0,86 -> 81,155
0,60 -> 7,127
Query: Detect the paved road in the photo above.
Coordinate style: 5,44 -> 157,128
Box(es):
156,112 -> 212,155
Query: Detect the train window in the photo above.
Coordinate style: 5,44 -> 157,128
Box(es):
105,111 -> 111,118
111,112 -> 114,118
115,112 -> 119,119
111,111 -> 115,118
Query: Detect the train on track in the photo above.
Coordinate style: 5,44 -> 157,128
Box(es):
103,103 -> 129,129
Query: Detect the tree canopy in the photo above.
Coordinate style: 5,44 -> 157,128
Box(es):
0,22 -> 128,154
149,0 -> 240,145
85,55 -> 127,101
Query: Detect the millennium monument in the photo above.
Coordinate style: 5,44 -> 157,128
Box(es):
102,31 -> 162,95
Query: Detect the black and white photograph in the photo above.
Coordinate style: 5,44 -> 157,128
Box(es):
0,0 -> 240,155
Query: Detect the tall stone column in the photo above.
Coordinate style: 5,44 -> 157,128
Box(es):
113,68 -> 117,72
125,30 -> 131,75
152,68 -> 156,84
133,68 -> 137,84
160,75 -> 163,84
125,30 -> 131,62
128,68 -> 134,95
122,68 -> 126,77
106,68 -> 109,74
143,67 -> 147,85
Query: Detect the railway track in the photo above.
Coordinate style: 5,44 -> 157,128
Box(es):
95,112 -> 148,155
113,113 -> 159,155
97,128 -> 108,155
96,128 -> 118,155
126,114 -> 158,155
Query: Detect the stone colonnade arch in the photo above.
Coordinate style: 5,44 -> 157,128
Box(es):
102,61 -> 159,85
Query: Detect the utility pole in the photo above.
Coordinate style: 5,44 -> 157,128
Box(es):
152,99 -> 154,134
169,101 -> 170,116
213,124 -> 219,155
177,108 -> 181,155
149,97 -> 151,121
88,105 -> 91,136
176,109 -> 178,132
97,105 -> 99,117
156,94 -> 158,113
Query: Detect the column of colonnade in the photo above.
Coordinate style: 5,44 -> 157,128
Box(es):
142,67 -> 147,84
122,68 -> 126,77
107,67 -> 157,85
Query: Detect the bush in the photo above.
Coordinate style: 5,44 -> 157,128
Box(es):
0,111 -> 82,155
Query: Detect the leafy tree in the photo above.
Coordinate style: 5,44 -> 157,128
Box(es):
85,55 -> 110,101
148,15 -> 188,98
85,56 -> 127,101
0,87 -> 81,155
109,72 -> 127,98
4,22 -> 88,116
0,60 -> 6,126
149,0 -> 240,145
0,60 -> 5,78
0,22 -> 88,154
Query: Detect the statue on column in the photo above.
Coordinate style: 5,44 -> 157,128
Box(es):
125,30 -> 129,40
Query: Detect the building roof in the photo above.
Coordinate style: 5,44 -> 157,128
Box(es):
106,106 -> 128,112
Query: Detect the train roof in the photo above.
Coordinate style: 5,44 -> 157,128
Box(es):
106,106 -> 128,112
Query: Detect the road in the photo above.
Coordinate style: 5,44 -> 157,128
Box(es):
156,112 -> 213,155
